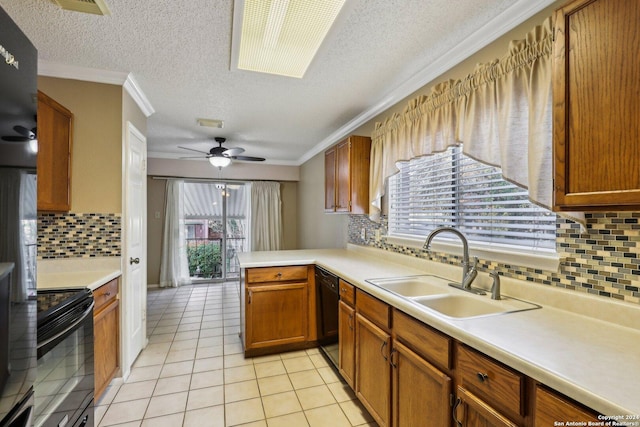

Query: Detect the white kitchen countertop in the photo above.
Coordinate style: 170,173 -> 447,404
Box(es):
37,257 -> 122,291
238,244 -> 640,417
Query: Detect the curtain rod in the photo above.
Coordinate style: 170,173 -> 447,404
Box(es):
151,176 -> 282,184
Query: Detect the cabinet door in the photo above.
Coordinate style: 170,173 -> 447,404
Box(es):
335,140 -> 351,212
94,299 -> 119,400
356,313 -> 391,427
454,386 -> 519,427
338,300 -> 355,389
324,147 -> 337,212
37,91 -> 73,212
246,282 -> 308,349
392,340 -> 451,427
534,386 -> 599,426
553,0 -> 640,209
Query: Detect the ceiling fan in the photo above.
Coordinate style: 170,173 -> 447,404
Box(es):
1,125 -> 38,153
179,137 -> 266,167
2,125 -> 36,142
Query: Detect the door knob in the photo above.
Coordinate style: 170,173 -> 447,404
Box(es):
129,257 -> 140,265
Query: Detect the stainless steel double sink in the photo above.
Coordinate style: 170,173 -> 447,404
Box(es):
365,275 -> 540,320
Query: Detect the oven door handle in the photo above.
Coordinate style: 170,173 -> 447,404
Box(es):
38,301 -> 95,349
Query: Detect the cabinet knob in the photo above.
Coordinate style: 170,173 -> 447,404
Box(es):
476,372 -> 489,383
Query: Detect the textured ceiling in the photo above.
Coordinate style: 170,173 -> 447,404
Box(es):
0,0 -> 556,165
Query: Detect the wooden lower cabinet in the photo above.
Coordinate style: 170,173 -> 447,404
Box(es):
356,313 -> 392,427
245,282 -> 308,349
338,300 -> 355,389
392,340 -> 452,427
93,278 -> 119,401
534,386 -> 599,426
454,386 -> 520,427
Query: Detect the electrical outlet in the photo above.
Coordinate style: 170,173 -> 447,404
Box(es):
375,229 -> 381,240
360,227 -> 366,240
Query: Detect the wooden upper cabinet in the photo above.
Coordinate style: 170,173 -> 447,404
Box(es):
37,90 -> 73,212
324,146 -> 337,211
324,135 -> 371,214
553,0 -> 640,210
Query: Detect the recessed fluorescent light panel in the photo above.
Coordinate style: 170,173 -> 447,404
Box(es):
197,118 -> 224,128
235,0 -> 346,78
49,0 -> 111,15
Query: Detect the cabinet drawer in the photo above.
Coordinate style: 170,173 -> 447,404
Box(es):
355,289 -> 390,331
393,309 -> 451,371
247,266 -> 308,284
93,278 -> 118,313
457,344 -> 524,417
534,385 -> 599,426
339,280 -> 355,307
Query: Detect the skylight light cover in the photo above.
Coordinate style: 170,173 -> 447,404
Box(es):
238,0 -> 346,78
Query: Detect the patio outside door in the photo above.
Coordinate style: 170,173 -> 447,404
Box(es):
183,182 -> 248,282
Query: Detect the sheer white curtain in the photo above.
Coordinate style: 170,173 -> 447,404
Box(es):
159,180 -> 192,287
250,182 -> 282,251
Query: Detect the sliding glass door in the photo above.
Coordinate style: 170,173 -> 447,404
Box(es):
183,182 -> 248,282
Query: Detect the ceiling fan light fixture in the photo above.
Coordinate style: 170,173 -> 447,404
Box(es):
233,0 -> 346,78
209,156 -> 231,168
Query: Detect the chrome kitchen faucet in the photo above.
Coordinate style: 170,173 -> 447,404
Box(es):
424,227 -> 485,295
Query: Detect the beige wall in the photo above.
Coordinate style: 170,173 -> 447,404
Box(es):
38,77 -> 123,213
146,178 -> 299,285
298,151 -> 348,249
147,177 -> 165,285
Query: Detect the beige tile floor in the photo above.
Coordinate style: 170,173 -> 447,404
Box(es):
95,282 -> 378,427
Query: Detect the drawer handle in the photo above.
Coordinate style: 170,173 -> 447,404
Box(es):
380,341 -> 388,361
452,397 -> 462,427
104,292 -> 111,297
276,272 -> 282,278
476,372 -> 489,383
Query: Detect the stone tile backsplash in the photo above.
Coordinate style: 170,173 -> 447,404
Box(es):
349,213 -> 640,305
38,213 -> 121,259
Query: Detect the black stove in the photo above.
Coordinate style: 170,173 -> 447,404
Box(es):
35,288 -> 94,427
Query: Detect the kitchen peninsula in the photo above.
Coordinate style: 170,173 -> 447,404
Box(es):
238,244 -> 640,423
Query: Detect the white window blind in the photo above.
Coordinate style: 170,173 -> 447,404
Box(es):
388,146 -> 556,250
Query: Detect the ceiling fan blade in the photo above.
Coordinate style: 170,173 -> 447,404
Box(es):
223,147 -> 245,157
231,155 -> 266,162
1,136 -> 28,142
178,146 -> 211,155
179,156 -> 208,159
14,125 -> 35,139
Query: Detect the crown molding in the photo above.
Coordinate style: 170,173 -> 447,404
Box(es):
123,74 -> 155,117
38,60 -> 128,84
296,0 -> 558,165
38,60 -> 155,117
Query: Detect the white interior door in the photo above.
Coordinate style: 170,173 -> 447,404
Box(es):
122,122 -> 147,377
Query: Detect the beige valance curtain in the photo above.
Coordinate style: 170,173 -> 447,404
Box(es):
369,17 -> 584,227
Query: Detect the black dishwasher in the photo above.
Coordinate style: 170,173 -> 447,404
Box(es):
315,266 -> 339,367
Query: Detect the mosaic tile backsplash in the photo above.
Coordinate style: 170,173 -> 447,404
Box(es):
38,213 -> 122,259
349,213 -> 640,305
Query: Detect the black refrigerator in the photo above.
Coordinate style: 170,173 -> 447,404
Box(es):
0,5 -> 38,427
